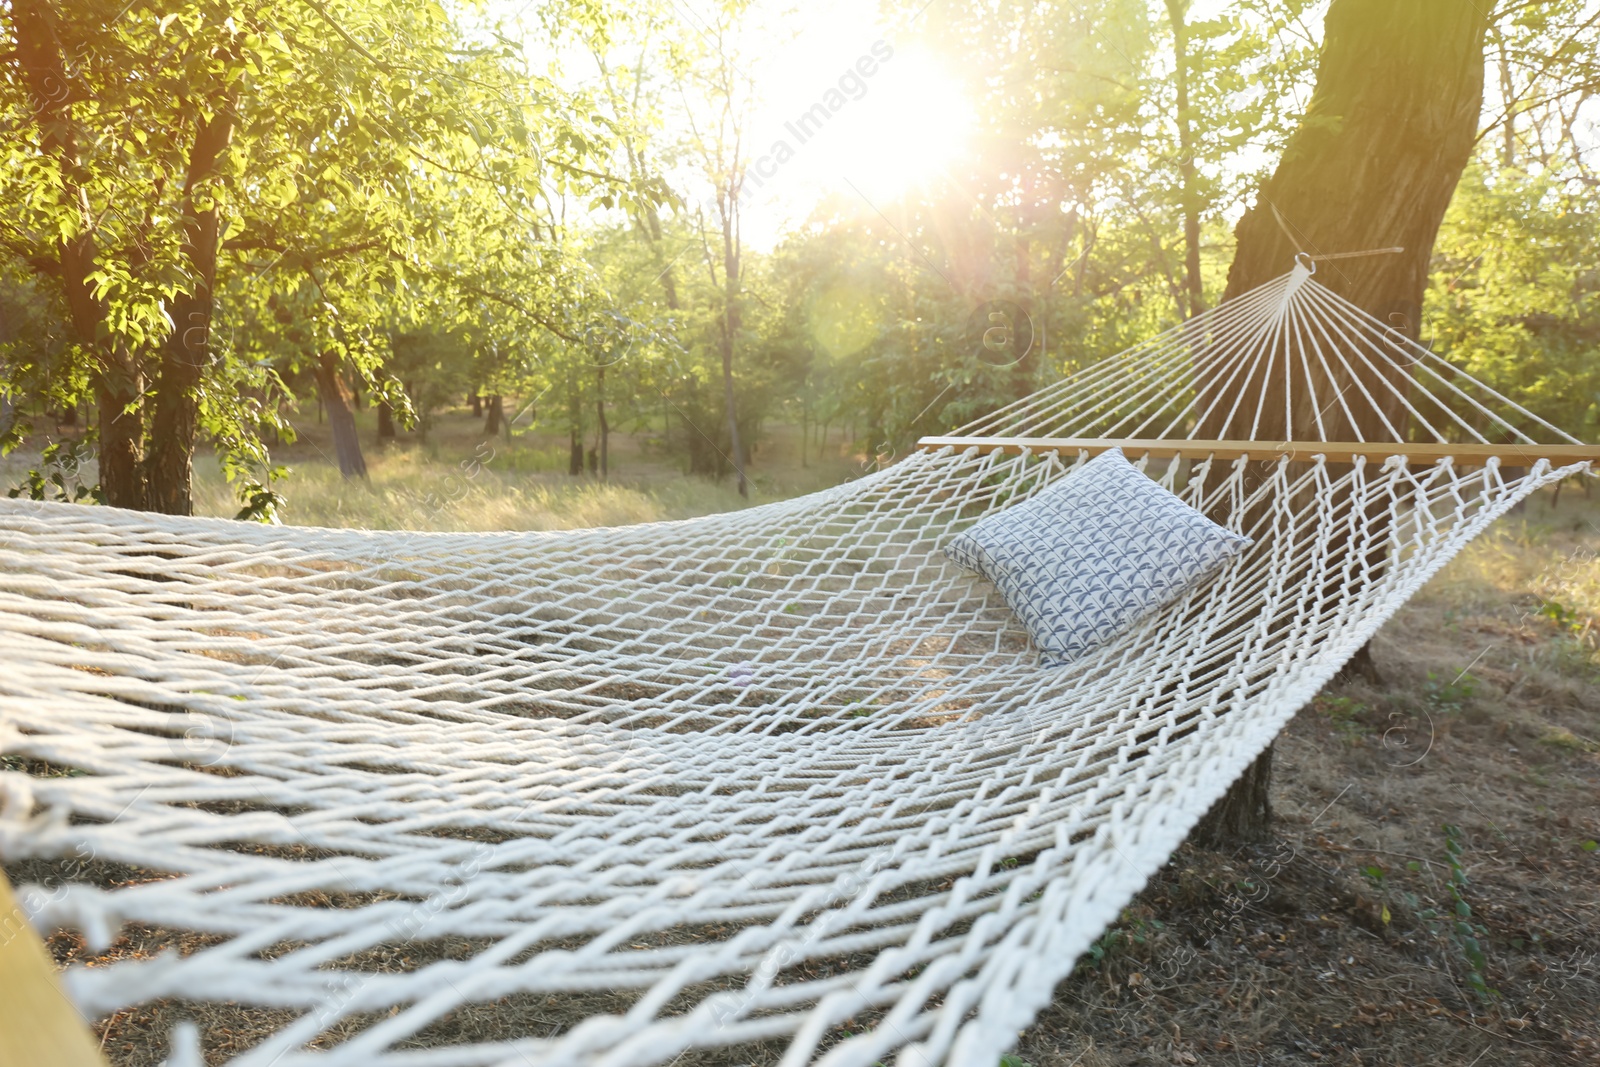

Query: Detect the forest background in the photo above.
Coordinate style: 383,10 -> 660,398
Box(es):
1,0 -> 1595,526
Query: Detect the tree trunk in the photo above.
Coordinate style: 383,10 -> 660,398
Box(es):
96,378 -> 147,509
1166,0 -> 1204,316
146,95 -> 237,515
1212,0 -> 1488,369
596,366 -> 609,478
1193,0 -> 1491,848
1193,748 -> 1273,848
313,352 -> 367,479
800,398 -> 809,470
470,393 -> 482,417
719,196 -> 749,498
377,400 -> 395,441
1011,229 -> 1036,402
0,303 -> 14,445
483,394 -> 504,437
569,427 -> 584,477
13,0 -> 147,508
0,298 -> 12,440
1495,30 -> 1515,168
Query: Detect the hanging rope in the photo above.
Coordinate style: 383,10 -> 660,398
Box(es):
1266,200 -> 1404,267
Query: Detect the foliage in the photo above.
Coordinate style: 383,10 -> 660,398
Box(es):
1,0 -> 1595,509
1421,671 -> 1478,716
4,438 -> 102,503
1313,691 -> 1370,741
1082,911 -> 1164,969
0,0 -> 654,510
1427,824 -> 1498,1002
1427,164 -> 1600,444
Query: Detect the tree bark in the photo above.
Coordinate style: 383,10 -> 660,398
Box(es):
483,394 -> 504,437
596,366 -> 609,478
313,352 -> 367,479
1495,30 -> 1515,168
1193,0 -> 1491,848
1011,228 -> 1037,402
1193,748 -> 1273,848
146,92 -> 237,515
800,398 -> 809,470
376,400 -> 395,441
0,297 -> 12,439
1210,0 -> 1489,379
95,379 -> 147,508
720,212 -> 748,498
1166,0 -> 1204,317
12,0 -> 146,508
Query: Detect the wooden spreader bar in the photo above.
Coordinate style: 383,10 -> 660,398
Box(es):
918,436 -> 1600,466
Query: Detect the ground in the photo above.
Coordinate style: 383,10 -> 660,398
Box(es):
4,410 -> 1598,1066
1014,486 -> 1600,1067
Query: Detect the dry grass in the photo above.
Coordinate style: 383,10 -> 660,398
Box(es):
3,402 -> 870,532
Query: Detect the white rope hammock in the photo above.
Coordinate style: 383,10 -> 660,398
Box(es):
0,262 -> 1593,1066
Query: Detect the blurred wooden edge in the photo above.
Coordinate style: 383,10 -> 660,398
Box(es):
917,436 -> 1600,466
0,871 -> 110,1066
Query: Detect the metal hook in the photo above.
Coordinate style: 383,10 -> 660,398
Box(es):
1293,251 -> 1317,275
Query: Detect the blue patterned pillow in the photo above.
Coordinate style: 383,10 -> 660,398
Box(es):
945,449 -> 1251,663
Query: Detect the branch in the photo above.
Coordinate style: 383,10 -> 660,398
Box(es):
1476,8 -> 1600,143
295,0 -> 386,69
550,159 -> 632,186
449,278 -> 584,344
225,235 -> 387,263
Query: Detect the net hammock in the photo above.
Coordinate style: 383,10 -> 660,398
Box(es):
0,261 -> 1594,1066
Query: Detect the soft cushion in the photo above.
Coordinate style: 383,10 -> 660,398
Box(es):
944,448 -> 1251,662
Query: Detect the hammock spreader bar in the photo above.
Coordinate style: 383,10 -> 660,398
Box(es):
919,436 -> 1600,465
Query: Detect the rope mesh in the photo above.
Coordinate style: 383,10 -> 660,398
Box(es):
0,268 -> 1590,1066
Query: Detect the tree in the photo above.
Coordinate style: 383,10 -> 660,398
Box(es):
677,1 -> 757,498
1,0 -> 630,515
1429,164 -> 1600,447
1164,0 -> 1203,316
1192,0 -> 1494,847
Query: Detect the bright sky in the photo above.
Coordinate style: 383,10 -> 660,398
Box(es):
523,0 -> 1600,255
651,0 -> 1268,248
589,0 -> 980,250
723,0 -> 976,248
